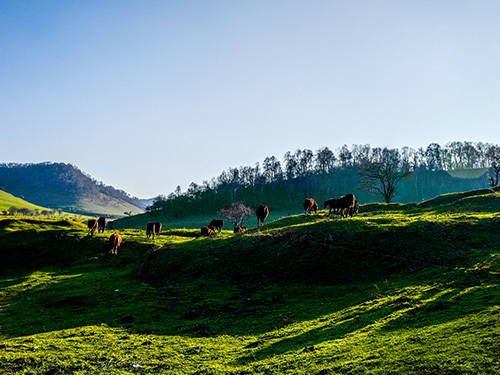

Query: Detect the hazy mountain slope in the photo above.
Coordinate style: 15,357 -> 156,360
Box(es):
0,162 -> 144,216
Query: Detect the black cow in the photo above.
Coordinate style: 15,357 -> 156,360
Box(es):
208,219 -> 224,232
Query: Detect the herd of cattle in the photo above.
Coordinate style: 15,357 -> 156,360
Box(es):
87,193 -> 358,254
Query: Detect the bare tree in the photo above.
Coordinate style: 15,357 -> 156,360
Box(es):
486,145 -> 500,187
358,148 -> 411,203
218,201 -> 254,228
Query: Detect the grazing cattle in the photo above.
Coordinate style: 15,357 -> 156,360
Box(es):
97,217 -> 107,233
87,219 -> 98,236
335,193 -> 357,218
303,198 -> 318,214
154,222 -> 162,237
146,222 -> 156,239
108,232 -> 122,255
256,205 -> 269,227
234,226 -> 247,233
303,198 -> 314,214
208,219 -> 224,232
323,198 -> 338,215
347,200 -> 360,217
201,226 -> 213,236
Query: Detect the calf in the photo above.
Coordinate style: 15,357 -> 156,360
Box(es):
323,199 -> 338,215
201,226 -> 213,236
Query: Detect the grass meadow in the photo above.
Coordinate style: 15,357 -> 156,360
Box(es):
1,189 -> 500,373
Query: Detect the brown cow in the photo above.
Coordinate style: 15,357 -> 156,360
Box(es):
87,219 -> 98,236
303,198 -> 318,214
97,217 -> 107,233
146,222 -> 156,239
256,205 -> 269,227
108,232 -> 122,255
335,193 -> 357,218
234,226 -> 247,233
208,219 -> 224,232
154,222 -> 162,237
201,226 -> 213,236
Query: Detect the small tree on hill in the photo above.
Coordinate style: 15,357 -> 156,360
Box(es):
8,206 -> 18,216
19,207 -> 32,216
218,201 -> 254,228
358,147 -> 411,203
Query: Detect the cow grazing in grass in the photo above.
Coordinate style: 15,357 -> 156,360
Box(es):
256,205 -> 269,228
208,219 -> 224,232
201,226 -> 213,236
335,193 -> 357,218
87,219 -> 98,236
154,222 -> 162,237
303,198 -> 318,214
347,200 -> 360,217
323,199 -> 338,215
234,226 -> 247,233
97,217 -> 107,233
146,222 -> 156,239
109,232 -> 122,255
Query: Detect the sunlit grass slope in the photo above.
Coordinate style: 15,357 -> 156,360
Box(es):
0,190 -> 49,212
1,190 -> 500,374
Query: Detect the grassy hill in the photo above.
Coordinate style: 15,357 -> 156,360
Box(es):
1,189 -> 500,373
0,190 -> 49,213
112,185 -> 500,231
0,162 -> 144,216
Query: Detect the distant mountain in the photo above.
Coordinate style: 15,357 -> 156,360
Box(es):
0,162 -> 144,216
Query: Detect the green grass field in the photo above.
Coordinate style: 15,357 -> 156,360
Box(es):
1,188 -> 500,373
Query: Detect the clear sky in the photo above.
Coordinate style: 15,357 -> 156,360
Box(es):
2,1 -> 500,198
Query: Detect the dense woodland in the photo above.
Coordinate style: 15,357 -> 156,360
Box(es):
0,162 -> 144,210
148,141 -> 499,217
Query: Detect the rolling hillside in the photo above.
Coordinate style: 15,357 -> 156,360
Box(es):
1,188 -> 500,373
0,190 -> 49,213
111,185 -> 500,231
0,162 -> 144,216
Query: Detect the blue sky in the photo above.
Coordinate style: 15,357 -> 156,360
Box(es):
2,1 -> 500,198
